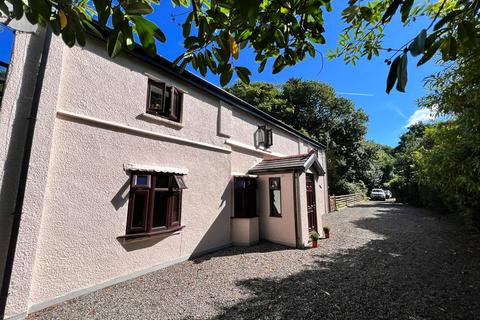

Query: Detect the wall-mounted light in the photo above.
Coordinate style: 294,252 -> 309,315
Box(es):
257,125 -> 273,148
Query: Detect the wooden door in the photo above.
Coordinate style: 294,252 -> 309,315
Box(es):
306,173 -> 318,231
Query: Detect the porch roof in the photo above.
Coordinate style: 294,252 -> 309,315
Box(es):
248,152 -> 325,175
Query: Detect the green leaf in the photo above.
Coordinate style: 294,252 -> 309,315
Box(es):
386,56 -> 400,94
131,15 -> 165,56
235,66 -> 251,84
440,36 -> 457,61
182,22 -> 191,38
123,2 -> 153,15
61,24 -> 76,48
457,20 -> 478,48
382,0 -> 402,23
272,56 -> 285,74
122,23 -> 135,50
396,54 -> 408,93
93,0 -> 111,27
409,29 -> 426,57
417,40 -> 441,66
107,28 -> 124,57
258,59 -> 267,73
433,10 -> 461,31
0,1 -> 9,17
400,0 -> 414,23
220,65 -> 233,86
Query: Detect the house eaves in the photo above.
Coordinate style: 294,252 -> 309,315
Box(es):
84,25 -> 326,150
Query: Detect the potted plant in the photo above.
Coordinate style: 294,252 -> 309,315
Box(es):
323,226 -> 330,239
309,231 -> 321,248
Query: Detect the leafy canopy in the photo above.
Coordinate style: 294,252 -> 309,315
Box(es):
1,0 -> 479,92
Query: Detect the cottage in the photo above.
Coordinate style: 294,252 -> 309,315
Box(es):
0,27 -> 327,319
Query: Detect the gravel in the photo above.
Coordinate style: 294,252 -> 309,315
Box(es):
28,201 -> 480,320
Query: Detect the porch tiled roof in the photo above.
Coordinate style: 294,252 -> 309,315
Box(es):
248,152 -> 325,175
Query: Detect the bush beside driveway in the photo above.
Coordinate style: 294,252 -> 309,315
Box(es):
29,202 -> 480,320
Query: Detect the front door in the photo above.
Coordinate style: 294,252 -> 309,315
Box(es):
306,173 -> 318,231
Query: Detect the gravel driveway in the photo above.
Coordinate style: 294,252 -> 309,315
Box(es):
29,201 -> 480,320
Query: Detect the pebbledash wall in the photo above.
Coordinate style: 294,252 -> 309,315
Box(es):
0,28 -> 327,319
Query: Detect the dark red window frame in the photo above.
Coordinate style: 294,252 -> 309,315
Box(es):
146,79 -> 183,122
126,172 -> 186,237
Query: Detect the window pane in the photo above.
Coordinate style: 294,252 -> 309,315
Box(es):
171,193 -> 180,223
148,83 -> 165,112
269,178 -> 281,216
234,177 -> 257,218
164,87 -> 172,115
152,191 -> 168,228
132,192 -> 147,228
270,189 -> 282,216
155,175 -> 170,188
173,175 -> 187,189
171,89 -> 182,120
134,174 -> 150,187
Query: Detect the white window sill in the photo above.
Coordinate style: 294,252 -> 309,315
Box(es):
138,113 -> 185,129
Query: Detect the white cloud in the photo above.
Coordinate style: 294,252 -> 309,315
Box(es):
337,92 -> 374,97
387,103 -> 406,119
404,108 -> 437,128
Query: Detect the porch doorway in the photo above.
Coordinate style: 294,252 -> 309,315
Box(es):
306,173 -> 318,231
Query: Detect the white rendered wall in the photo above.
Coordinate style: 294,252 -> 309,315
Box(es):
2,32 -> 326,318
257,173 -> 296,247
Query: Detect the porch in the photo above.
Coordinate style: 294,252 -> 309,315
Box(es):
231,152 -> 327,248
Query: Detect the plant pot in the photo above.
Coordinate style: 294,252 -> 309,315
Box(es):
311,240 -> 318,248
324,231 -> 330,239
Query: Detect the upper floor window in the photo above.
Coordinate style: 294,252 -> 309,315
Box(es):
233,177 -> 257,218
127,172 -> 187,236
147,79 -> 183,122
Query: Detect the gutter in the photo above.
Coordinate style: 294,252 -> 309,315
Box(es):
0,28 -> 52,318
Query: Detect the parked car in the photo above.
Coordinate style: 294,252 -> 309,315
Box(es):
384,190 -> 392,199
370,188 -> 386,201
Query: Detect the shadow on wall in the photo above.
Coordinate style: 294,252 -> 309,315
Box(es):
206,205 -> 480,319
110,178 -> 130,211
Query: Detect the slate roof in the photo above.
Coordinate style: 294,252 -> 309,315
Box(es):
248,152 -> 325,175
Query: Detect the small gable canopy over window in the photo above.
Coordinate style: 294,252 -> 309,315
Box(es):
248,151 -> 325,175
147,79 -> 183,122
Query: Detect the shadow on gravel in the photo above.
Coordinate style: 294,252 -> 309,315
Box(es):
211,206 -> 480,320
192,242 -> 293,264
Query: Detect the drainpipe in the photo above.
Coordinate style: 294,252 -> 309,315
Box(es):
0,28 -> 52,318
292,171 -> 301,248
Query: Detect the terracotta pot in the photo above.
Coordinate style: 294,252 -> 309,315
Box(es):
312,240 -> 318,248
324,231 -> 330,239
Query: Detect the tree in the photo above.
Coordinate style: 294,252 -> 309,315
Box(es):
229,78 -> 373,195
1,0 -> 478,90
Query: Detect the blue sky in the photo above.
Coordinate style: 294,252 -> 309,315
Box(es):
0,2 -> 441,146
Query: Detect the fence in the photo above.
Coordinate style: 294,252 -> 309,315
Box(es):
329,193 -> 364,212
